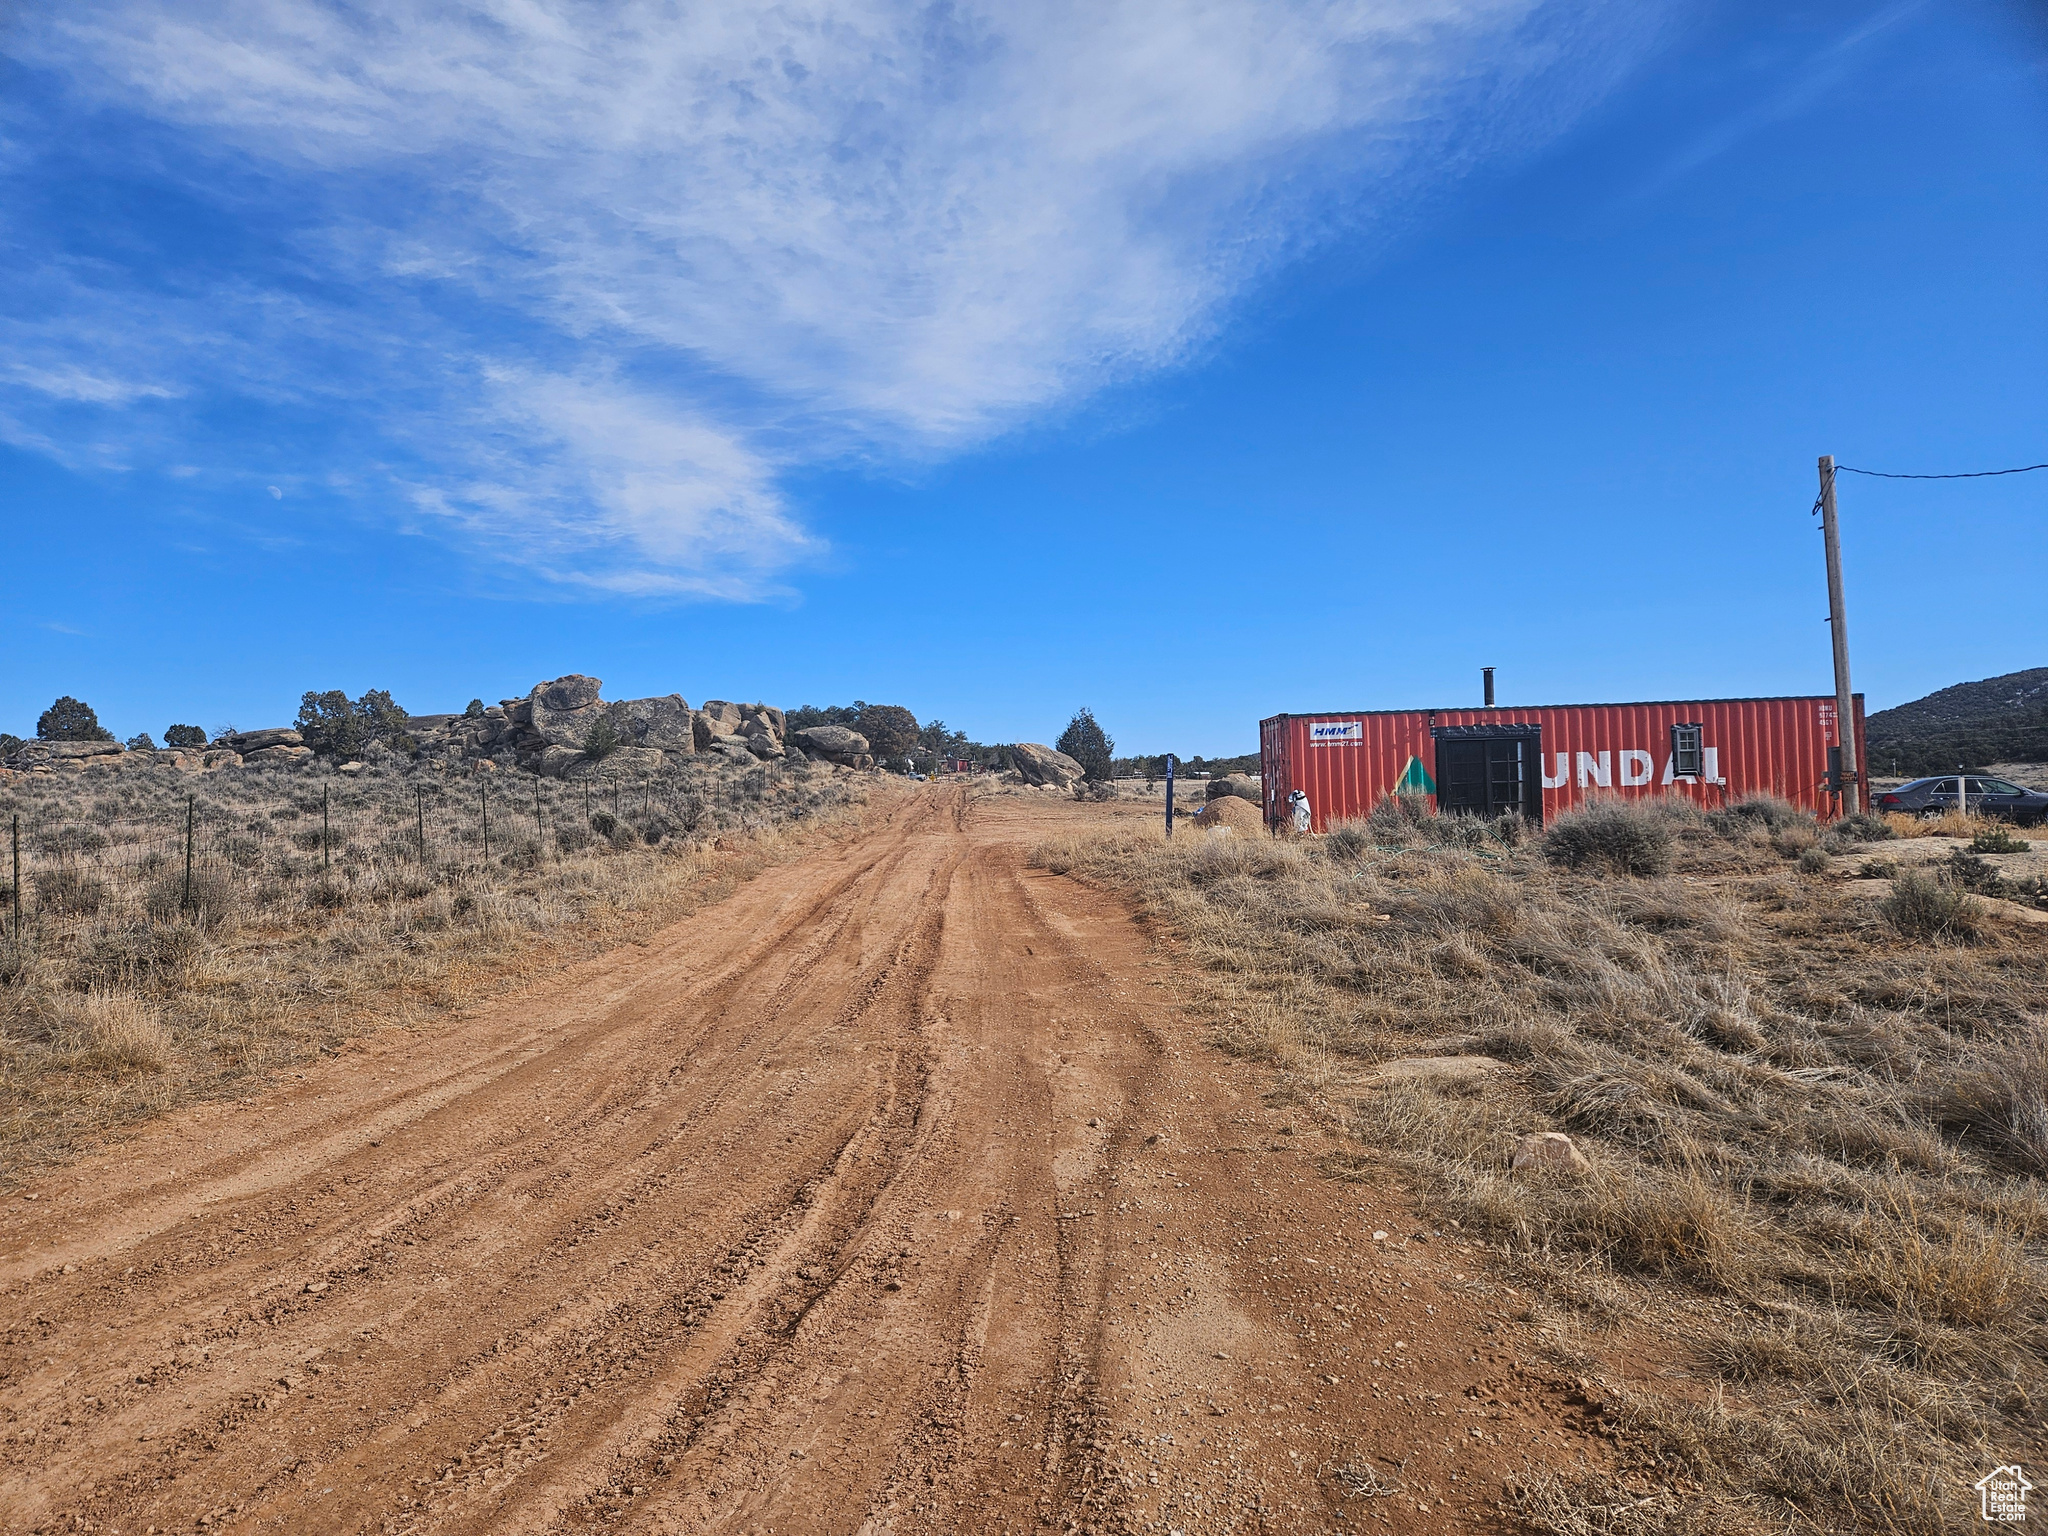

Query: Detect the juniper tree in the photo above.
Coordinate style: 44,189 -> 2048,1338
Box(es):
37,696 -> 115,742
1057,708 -> 1114,783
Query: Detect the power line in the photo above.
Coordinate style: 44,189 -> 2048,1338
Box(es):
1835,462 -> 2047,480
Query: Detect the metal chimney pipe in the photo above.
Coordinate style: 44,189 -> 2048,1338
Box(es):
1482,667 -> 1496,708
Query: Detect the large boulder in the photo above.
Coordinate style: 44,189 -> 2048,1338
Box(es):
608,695 -> 695,752
535,674 -> 603,712
738,706 -> 784,756
536,745 -> 587,778
1010,743 -> 1085,789
228,727 -> 303,753
1206,774 -> 1261,803
562,746 -> 666,779
1511,1131 -> 1592,1177
793,725 -> 869,757
529,674 -> 608,749
244,744 -> 315,768
697,701 -> 787,755
40,740 -> 125,761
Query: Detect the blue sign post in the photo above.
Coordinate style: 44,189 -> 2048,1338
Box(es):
1164,754 -> 1176,838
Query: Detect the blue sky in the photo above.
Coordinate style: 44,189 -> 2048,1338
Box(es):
2,0 -> 2042,755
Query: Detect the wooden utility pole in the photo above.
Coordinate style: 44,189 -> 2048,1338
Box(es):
1818,456 -> 1862,813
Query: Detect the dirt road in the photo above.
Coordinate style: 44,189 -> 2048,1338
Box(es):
3,789 -> 1608,1535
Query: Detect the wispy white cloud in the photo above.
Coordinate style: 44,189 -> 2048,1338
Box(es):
1635,0 -> 1925,195
3,0 -> 1667,595
9,364 -> 182,405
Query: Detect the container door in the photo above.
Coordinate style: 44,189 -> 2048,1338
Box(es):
1431,726 -> 1542,825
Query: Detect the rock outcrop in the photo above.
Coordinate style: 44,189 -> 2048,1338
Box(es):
698,701 -> 788,759
448,675 -> 697,774
528,674 -> 608,749
791,725 -> 873,769
2,739 -> 126,774
401,676 -> 803,777
1010,743 -> 1085,789
4,673 -> 837,782
226,727 -> 303,753
535,745 -> 586,779
1205,774 -> 1261,803
607,695 -> 695,752
244,744 -> 315,767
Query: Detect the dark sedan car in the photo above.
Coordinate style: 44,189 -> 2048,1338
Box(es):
1876,774 -> 2048,824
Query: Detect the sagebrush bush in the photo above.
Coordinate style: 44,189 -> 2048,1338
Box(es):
35,866 -> 107,916
1881,868 -> 1982,941
1712,794 -> 1807,834
1323,821 -> 1371,862
1770,820 -> 1820,857
143,863 -> 242,926
1970,825 -> 2032,854
306,875 -> 351,910
1831,811 -> 1895,843
1363,792 -> 1429,845
1946,847 -> 2008,896
1543,800 -> 1675,876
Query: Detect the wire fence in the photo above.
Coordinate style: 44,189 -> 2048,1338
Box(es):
0,755 -> 837,946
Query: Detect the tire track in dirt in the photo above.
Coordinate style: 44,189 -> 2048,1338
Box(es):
3,786 -> 1618,1536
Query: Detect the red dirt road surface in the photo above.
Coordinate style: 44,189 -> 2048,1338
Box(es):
3,789 -> 1612,1534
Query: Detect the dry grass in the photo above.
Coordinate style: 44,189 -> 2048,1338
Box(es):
0,756 -> 868,1178
1888,810 -> 1998,840
1034,797 -> 2048,1533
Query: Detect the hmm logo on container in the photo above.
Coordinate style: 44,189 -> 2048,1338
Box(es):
1308,721 -> 1364,745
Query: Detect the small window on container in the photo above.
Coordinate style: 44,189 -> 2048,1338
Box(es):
1670,723 -> 1704,779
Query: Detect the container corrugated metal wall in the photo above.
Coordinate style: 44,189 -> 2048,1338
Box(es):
1261,695 -> 1866,832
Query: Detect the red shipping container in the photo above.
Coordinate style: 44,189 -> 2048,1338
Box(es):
1260,695 -> 1866,833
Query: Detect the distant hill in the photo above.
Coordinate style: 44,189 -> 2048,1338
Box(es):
1866,667 -> 2048,776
